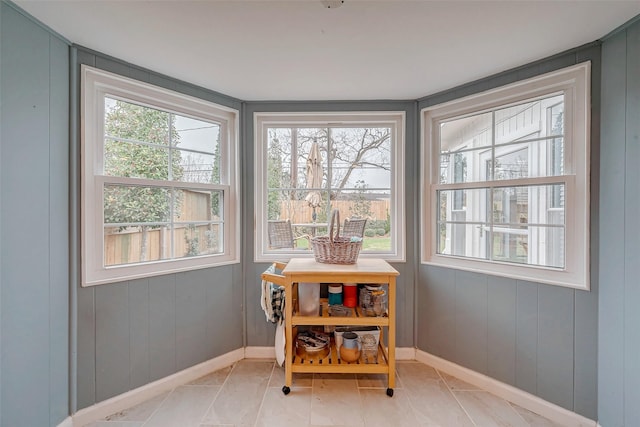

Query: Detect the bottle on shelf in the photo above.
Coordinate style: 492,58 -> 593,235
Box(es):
343,283 -> 357,308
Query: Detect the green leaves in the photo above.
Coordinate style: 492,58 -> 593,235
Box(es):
103,99 -> 183,226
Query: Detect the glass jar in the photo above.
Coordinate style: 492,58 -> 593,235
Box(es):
359,284 -> 387,316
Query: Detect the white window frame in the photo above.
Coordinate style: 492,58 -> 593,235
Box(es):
254,111 -> 406,263
81,65 -> 240,286
421,63 -> 590,290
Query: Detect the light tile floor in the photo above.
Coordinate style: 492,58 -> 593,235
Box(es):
85,360 -> 566,427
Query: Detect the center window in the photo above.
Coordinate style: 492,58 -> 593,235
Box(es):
254,112 -> 405,262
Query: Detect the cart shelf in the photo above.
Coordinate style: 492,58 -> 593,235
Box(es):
292,298 -> 389,327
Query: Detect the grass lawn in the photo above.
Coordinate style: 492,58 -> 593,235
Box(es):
362,237 -> 391,251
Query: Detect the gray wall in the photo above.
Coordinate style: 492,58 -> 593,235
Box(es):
416,44 -> 601,420
4,1 -> 640,424
242,101 -> 419,349
71,47 -> 246,411
0,2 -> 70,426
598,18 -> 640,427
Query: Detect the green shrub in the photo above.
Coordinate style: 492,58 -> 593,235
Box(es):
376,228 -> 386,236
364,229 -> 376,238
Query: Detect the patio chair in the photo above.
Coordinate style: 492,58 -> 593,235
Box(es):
342,218 -> 367,238
267,220 -> 310,249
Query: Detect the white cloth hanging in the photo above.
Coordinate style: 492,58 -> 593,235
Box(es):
260,263 -> 286,366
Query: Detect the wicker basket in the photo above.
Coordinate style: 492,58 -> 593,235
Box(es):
311,210 -> 362,264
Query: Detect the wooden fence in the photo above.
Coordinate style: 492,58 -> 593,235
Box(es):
277,199 -> 390,224
104,223 -> 220,266
104,189 -> 219,266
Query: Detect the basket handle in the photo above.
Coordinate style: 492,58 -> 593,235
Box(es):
328,209 -> 340,244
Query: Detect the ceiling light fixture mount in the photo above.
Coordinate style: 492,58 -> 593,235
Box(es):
321,1 -> 344,9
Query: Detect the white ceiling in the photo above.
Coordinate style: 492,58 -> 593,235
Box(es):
15,0 -> 640,101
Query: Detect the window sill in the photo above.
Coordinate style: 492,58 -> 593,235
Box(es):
421,254 -> 589,291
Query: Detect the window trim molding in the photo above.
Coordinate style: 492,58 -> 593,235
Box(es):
421,62 -> 591,290
253,111 -> 406,263
81,65 -> 240,287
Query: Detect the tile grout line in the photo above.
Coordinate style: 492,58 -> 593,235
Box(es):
307,373 -> 316,426
197,362 -> 238,426
508,400 -> 537,426
355,374 -> 366,426
252,361 -> 276,427
436,368 -> 479,427
139,388 -> 174,427
395,365 -> 432,426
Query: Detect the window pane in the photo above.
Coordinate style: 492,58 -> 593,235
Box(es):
104,225 -> 170,266
440,112 -> 492,152
293,223 -> 328,240
491,225 -> 564,268
330,127 -> 391,189
437,189 -> 488,222
177,223 -> 222,258
438,221 -> 488,259
492,184 -> 565,226
491,139 -> 564,181
174,115 -> 221,183
549,102 -> 564,136
437,189 -> 488,257
104,185 -> 170,225
494,94 -> 564,145
341,168 -> 391,189
493,146 -> 529,180
266,129 -> 330,192
548,136 -> 564,176
297,128 -> 328,146
104,97 -> 169,145
492,185 -> 528,224
491,226 -> 529,264
266,189 -> 329,222
174,115 -> 219,153
439,148 -> 488,184
104,139 -> 169,179
332,191 -> 391,252
174,150 -> 216,183
174,189 -> 222,222
297,129 -> 327,189
267,131 -> 293,190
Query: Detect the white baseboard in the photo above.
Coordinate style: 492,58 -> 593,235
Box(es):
394,347 -> 416,360
416,350 -> 597,427
72,348 -> 244,427
56,416 -> 73,427
244,346 -> 276,359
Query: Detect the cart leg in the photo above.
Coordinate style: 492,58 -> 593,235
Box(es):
284,281 -> 294,395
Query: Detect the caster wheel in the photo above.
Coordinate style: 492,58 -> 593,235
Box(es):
282,386 -> 291,395
386,388 -> 394,397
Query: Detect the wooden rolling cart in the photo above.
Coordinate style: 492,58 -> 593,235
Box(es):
266,258 -> 399,397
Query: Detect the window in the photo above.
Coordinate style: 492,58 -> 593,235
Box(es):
82,66 -> 239,286
254,112 -> 405,262
422,63 -> 590,289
